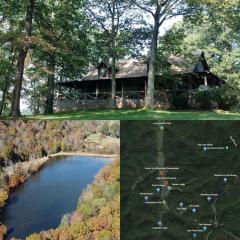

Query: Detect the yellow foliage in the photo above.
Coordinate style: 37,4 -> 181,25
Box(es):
26,233 -> 42,240
0,189 -> 9,207
95,230 -> 113,240
69,223 -> 89,239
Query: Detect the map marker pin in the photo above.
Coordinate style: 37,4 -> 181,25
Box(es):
144,196 -> 149,201
158,221 -> 162,226
203,226 -> 207,232
193,233 -> 197,238
156,187 -> 161,193
192,208 -> 197,213
207,196 -> 211,202
224,177 -> 228,183
179,202 -> 184,208
203,147 -> 207,151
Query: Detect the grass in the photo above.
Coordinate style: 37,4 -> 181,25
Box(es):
17,109 -> 240,120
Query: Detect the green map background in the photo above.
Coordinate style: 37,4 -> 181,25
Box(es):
121,121 -> 240,240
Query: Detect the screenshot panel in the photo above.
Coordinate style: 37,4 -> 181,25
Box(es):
121,121 -> 240,240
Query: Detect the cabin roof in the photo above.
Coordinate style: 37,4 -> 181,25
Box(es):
57,52 -> 219,88
168,51 -> 210,74
82,59 -> 148,81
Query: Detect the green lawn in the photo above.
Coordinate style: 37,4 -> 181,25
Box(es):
19,109 -> 240,120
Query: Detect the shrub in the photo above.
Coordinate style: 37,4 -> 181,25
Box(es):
171,94 -> 189,109
212,86 -> 238,110
195,91 -> 214,110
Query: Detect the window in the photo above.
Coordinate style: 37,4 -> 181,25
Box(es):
99,67 -> 107,79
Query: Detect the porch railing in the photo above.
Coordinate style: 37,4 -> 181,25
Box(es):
57,90 -> 190,101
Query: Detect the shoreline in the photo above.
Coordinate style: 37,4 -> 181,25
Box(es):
48,151 -> 117,158
3,151 -> 117,177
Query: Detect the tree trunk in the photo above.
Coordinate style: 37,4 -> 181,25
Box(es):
11,0 -> 35,117
145,9 -> 160,110
0,81 -> 9,116
111,58 -> 117,109
0,53 -> 16,116
44,54 -> 55,114
111,0 -> 117,109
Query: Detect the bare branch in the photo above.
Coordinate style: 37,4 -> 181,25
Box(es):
161,0 -> 179,17
132,0 -> 155,17
87,8 -> 108,31
160,0 -> 169,7
106,0 -> 113,15
159,15 -> 167,27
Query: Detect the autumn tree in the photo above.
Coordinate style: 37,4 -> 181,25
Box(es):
0,224 -> 7,240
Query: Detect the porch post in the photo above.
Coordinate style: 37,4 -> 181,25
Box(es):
96,83 -> 99,99
121,80 -> 124,99
144,79 -> 147,99
204,75 -> 208,86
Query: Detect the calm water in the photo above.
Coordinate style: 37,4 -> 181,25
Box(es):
0,156 -> 108,239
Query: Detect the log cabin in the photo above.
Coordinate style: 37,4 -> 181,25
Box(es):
56,52 -> 223,110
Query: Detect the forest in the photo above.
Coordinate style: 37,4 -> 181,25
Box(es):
0,120 -> 119,167
0,0 -> 239,116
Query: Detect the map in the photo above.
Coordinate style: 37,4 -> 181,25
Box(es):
121,121 -> 240,240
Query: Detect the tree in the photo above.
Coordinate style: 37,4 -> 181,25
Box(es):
31,0 -> 91,114
86,0 -> 141,109
11,0 -> 35,117
132,0 -> 191,109
157,3 -> 240,109
0,47 -> 16,116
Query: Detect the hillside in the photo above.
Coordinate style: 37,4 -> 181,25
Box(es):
0,120 -> 119,168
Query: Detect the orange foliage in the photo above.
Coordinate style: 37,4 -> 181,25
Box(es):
0,224 -> 7,240
9,175 -> 20,188
92,215 -> 109,231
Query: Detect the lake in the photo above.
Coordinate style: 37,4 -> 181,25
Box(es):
0,156 -> 109,239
